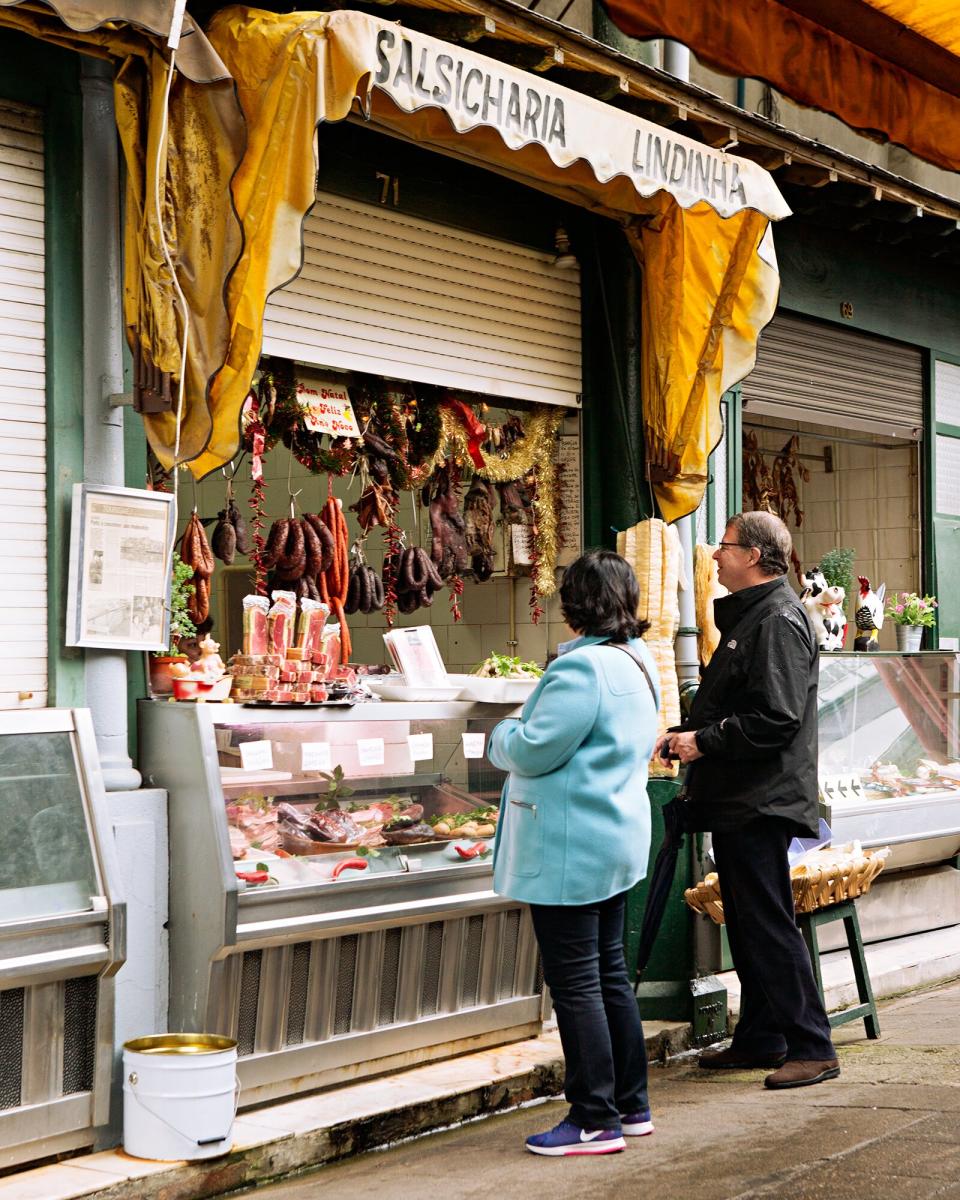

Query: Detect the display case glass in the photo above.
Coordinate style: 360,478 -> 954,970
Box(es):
817,651 -> 960,853
215,709 -> 508,891
0,728 -> 100,920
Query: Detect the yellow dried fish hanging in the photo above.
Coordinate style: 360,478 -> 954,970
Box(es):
695,544 -> 727,666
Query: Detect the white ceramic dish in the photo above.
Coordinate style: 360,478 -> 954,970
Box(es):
448,674 -> 539,704
364,677 -> 462,702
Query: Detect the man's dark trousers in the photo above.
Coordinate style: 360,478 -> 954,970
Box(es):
712,816 -> 835,1060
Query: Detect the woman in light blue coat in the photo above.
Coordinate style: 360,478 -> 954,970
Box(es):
489,549 -> 659,1157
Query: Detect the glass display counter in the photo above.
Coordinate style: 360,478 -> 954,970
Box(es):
139,700 -> 544,1108
818,651 -> 960,868
0,709 -> 124,1169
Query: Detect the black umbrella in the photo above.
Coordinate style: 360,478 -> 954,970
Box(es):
635,792 -> 689,978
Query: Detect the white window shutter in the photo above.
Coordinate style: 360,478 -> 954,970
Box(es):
263,191 -> 582,408
0,103 -> 46,708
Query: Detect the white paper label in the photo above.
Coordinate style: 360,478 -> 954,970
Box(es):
462,732 -> 486,759
301,741 -> 332,772
510,524 -> 534,566
239,739 -> 273,771
407,732 -> 434,762
357,737 -> 385,767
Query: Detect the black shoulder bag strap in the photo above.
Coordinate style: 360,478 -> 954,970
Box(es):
602,641 -> 659,710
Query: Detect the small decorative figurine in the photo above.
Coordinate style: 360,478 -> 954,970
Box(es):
800,567 -> 847,651
854,576 -> 886,651
169,634 -> 231,700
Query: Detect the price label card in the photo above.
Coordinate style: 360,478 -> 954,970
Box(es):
407,732 -> 434,762
301,741 -> 332,772
239,739 -> 273,771
357,737 -> 385,767
462,732 -> 486,760
510,524 -> 534,566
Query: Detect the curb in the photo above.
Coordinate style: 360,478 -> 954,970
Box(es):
0,1022 -> 691,1200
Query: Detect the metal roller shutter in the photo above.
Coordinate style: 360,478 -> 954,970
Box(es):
0,103 -> 46,708
741,311 -> 923,439
262,191 -> 582,408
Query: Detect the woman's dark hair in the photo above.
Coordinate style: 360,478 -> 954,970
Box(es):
559,549 -> 648,642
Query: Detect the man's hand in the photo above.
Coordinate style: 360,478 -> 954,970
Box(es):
666,731 -> 703,764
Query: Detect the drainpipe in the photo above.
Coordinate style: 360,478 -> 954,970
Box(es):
81,57 -> 141,792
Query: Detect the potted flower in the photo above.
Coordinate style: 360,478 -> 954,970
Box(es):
884,591 -> 938,651
149,552 -> 197,696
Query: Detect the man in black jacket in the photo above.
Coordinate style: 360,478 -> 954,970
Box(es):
659,511 -> 838,1089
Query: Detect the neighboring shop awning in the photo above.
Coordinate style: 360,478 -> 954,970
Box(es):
598,0 -> 960,177
197,6 -> 789,522
0,1 -> 245,475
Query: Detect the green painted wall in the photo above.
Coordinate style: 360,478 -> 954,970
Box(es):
1,31 -> 85,708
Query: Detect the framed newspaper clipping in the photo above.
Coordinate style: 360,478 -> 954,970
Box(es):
66,483 -> 176,650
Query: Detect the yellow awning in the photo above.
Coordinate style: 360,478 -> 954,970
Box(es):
0,1 -> 245,474
198,5 -> 789,521
600,0 -> 960,176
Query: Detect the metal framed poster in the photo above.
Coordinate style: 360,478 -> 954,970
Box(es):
66,483 -> 175,650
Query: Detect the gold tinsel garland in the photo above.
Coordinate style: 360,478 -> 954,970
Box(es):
428,407 -> 563,597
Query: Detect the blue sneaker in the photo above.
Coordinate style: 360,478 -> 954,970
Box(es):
620,1108 -> 655,1136
525,1118 -> 626,1157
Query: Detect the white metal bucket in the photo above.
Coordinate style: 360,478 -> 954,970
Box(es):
123,1034 -> 239,1161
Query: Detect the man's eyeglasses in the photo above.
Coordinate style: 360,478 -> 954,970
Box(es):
717,541 -> 751,551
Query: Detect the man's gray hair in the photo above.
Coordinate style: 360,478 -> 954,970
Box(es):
728,511 -> 792,577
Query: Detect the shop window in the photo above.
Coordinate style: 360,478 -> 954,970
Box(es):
932,360 -> 960,640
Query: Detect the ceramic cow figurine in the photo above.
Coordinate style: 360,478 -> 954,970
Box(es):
799,567 -> 847,651
854,576 -> 886,651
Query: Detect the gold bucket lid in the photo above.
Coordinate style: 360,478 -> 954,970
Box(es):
124,1033 -> 237,1055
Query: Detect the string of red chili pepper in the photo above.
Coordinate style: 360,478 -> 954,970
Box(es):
381,517 -> 404,628
249,470 -> 267,596
448,573 -> 464,623
528,465 -> 545,625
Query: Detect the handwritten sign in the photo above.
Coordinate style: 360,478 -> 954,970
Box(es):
407,733 -> 434,762
462,732 -> 486,760
239,740 -> 273,771
357,737 -> 385,767
510,524 -> 534,566
297,379 -> 360,437
301,741 -> 332,772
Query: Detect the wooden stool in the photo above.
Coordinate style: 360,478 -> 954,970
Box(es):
797,899 -> 880,1039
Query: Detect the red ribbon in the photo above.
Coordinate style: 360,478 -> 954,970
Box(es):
441,398 -> 486,469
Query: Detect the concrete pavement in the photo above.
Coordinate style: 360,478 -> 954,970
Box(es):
254,978 -> 960,1200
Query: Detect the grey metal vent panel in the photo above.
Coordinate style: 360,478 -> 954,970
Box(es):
498,909 -> 522,1000
334,934 -> 358,1035
741,311 -> 923,439
419,922 -> 445,1017
237,950 -> 262,1056
62,976 -> 97,1095
377,928 -> 402,1027
284,942 -> 311,1047
0,987 -> 24,1109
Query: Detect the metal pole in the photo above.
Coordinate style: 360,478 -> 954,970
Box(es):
663,40 -> 690,82
81,57 -> 141,792
675,514 -> 700,686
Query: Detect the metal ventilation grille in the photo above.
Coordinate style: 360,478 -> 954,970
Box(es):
498,909 -> 522,1000
461,915 -> 485,1007
284,942 -> 312,1047
378,928 -> 403,1026
334,935 -> 358,1035
420,921 -> 445,1017
237,950 -> 263,1056
0,988 -> 24,1109
62,976 -> 97,1094
534,957 -> 545,995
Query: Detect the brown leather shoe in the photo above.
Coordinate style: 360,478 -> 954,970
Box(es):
764,1059 -> 840,1089
699,1046 -> 787,1071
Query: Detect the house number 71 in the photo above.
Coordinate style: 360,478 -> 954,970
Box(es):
376,172 -> 400,206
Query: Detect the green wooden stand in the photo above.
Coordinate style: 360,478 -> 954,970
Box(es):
797,900 -> 880,1039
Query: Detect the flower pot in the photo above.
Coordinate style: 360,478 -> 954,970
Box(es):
895,625 -> 923,652
149,655 -> 188,696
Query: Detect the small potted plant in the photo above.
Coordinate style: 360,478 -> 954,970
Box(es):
884,591 -> 938,651
149,552 -> 197,696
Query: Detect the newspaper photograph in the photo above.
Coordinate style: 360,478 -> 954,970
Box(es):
66,484 -> 175,650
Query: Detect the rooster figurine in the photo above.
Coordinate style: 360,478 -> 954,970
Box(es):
854,576 -> 886,651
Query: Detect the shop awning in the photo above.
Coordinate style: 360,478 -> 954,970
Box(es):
192,5 -> 789,522
598,0 -> 960,177
0,1 -> 245,475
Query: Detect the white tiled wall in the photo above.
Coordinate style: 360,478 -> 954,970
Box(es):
743,418 -> 920,649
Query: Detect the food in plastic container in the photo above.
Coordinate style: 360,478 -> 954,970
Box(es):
267,591 -> 297,658
297,599 -> 330,659
242,595 -> 270,656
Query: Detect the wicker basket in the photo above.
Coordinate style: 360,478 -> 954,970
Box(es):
684,846 -> 888,925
